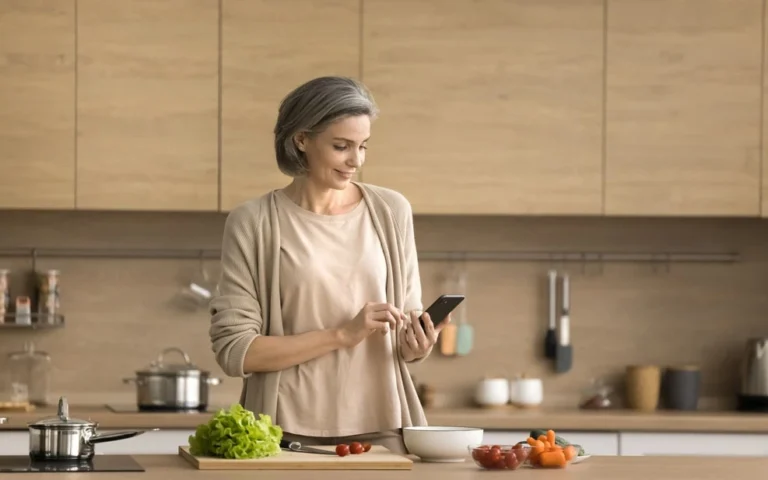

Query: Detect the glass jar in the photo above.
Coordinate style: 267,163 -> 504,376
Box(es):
578,377 -> 614,409
7,342 -> 51,406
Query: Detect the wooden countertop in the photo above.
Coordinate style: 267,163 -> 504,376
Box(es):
424,407 -> 768,433
2,405 -> 768,433
6,454 -> 768,479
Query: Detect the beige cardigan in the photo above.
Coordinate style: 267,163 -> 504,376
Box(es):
208,182 -> 429,430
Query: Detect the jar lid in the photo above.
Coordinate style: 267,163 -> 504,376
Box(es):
29,397 -> 93,428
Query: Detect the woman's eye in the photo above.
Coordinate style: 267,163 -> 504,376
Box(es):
333,145 -> 346,151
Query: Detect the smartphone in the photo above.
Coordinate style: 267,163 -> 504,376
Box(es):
418,294 -> 465,330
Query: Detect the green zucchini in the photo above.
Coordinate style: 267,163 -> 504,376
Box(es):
528,429 -> 586,456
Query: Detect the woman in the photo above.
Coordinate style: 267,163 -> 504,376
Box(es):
208,76 -> 449,454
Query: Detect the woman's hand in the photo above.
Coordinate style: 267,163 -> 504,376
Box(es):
400,311 -> 450,362
338,302 -> 404,348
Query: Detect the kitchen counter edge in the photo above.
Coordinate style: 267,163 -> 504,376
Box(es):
0,406 -> 767,433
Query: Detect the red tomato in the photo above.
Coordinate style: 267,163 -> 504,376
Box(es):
362,442 -> 372,452
349,442 -> 363,455
335,444 -> 350,457
504,451 -> 520,470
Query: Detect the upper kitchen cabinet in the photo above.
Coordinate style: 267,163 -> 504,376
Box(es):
76,0 -> 219,211
0,0 -> 75,209
361,0 -> 604,215
220,0 -> 361,211
605,0 -> 762,217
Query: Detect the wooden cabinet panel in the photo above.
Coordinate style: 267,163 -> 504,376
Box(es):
0,0 -> 75,209
605,0 -> 762,216
77,0 -> 219,211
220,0 -> 360,211
361,0 -> 604,215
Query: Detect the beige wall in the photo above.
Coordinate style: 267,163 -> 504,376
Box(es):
0,209 -> 766,410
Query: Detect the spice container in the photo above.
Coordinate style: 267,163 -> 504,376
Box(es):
8,342 -> 52,406
0,269 -> 9,321
37,270 -> 60,324
578,378 -> 614,409
14,296 -> 31,325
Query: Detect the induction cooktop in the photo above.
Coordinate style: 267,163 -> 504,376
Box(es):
105,404 -> 216,414
0,455 -> 145,473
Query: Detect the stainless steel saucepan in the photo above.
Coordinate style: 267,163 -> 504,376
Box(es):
28,396 -> 150,460
123,347 -> 221,411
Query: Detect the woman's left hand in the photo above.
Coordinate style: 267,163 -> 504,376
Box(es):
399,311 -> 451,362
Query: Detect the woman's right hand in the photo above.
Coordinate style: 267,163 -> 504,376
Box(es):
338,302 -> 404,348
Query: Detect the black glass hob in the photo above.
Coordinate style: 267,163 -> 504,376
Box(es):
0,455 -> 144,473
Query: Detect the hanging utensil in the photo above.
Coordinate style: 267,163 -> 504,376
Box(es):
544,270 -> 557,359
438,263 -> 459,356
455,262 -> 473,356
556,274 -> 572,373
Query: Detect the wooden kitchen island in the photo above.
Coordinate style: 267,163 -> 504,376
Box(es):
8,455 -> 767,479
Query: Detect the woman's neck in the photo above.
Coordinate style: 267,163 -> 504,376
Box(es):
283,177 -> 357,215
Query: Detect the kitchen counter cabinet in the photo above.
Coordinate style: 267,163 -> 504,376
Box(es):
8,454 -> 767,479
76,0 -> 219,211
361,0 -> 604,215
604,0 -> 763,216
0,0 -> 76,209
619,432 -> 768,456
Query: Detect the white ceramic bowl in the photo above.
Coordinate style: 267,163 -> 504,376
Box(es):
403,426 -> 484,462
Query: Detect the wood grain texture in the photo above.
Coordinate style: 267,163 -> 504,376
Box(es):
97,455 -> 768,479
179,445 -> 412,470
361,0 -> 604,215
220,0 -> 361,211
76,0 -> 219,211
605,0 -> 763,216
0,0 -> 75,209
0,210 -> 766,411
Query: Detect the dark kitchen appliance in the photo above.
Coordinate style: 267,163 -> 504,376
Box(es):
0,455 -> 144,473
737,337 -> 768,412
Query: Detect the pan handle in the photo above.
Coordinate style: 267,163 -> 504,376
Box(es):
88,428 -> 158,445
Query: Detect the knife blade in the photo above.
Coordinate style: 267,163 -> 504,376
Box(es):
280,440 -> 338,455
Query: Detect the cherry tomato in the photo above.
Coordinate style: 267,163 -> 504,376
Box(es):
487,446 -> 502,464
504,451 -> 520,470
349,442 -> 363,455
362,442 -> 372,452
335,444 -> 350,457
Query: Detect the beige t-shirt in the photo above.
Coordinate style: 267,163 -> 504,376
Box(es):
273,189 -> 403,437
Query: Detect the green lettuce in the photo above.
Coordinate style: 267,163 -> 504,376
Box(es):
188,404 -> 283,459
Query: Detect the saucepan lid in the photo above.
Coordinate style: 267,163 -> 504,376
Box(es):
137,347 -> 206,375
28,396 -> 94,429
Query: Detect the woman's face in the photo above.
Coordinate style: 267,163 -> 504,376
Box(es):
295,114 -> 370,190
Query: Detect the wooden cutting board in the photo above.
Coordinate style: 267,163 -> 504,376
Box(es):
178,445 -> 413,470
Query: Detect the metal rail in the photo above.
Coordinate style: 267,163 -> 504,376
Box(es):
0,247 -> 740,266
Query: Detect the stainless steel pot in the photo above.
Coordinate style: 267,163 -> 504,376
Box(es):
123,347 -> 221,411
29,397 -> 147,460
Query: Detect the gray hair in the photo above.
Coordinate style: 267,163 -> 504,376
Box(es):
274,76 -> 379,177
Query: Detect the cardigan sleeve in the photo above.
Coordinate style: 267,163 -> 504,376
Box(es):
208,203 -> 264,378
402,199 -> 424,316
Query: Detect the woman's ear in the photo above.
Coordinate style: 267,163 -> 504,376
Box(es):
293,132 -> 307,153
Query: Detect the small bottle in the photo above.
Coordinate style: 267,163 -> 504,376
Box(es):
0,269 -> 9,322
37,270 -> 60,324
15,296 -> 31,325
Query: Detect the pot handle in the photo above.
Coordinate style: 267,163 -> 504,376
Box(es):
88,428 -> 158,445
206,377 -> 222,386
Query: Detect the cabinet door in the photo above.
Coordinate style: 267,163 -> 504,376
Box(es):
605,0 -> 762,216
220,0 -> 361,211
361,0 -> 604,215
0,0 -> 75,209
77,0 -> 219,211
619,432 -> 768,456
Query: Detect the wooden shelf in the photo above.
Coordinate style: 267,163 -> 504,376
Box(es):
0,314 -> 65,330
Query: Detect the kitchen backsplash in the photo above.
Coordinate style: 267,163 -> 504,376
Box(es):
0,209 -> 767,410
